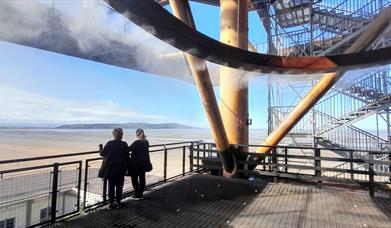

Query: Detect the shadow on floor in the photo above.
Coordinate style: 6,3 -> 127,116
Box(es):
59,174 -> 268,228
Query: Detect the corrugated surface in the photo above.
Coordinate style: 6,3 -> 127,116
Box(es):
59,174 -> 391,228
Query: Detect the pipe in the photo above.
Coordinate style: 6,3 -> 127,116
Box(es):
169,0 -> 236,175
257,5 -> 391,153
220,0 -> 249,156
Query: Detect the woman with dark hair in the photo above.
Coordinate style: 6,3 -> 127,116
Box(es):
98,128 -> 129,209
129,128 -> 151,200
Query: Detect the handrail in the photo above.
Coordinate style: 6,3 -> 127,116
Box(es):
190,142 -> 391,196
231,143 -> 391,154
0,140 -> 195,227
0,140 -> 201,165
0,151 -> 99,165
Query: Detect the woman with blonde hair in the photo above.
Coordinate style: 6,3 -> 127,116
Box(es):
128,128 -> 152,200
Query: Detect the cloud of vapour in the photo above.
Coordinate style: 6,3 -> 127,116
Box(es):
0,0 -> 193,82
0,0 -> 342,89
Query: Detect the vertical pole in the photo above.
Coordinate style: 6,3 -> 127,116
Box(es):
164,145 -> 168,182
284,147 -> 288,173
220,0 -> 249,151
268,79 -> 272,135
314,149 -> 321,188
350,151 -> 354,180
196,143 -> 200,170
83,160 -> 89,210
312,81 -> 317,147
203,143 -> 206,158
369,153 -> 375,196
190,142 -> 194,172
76,161 -> 82,212
102,179 -> 107,204
25,199 -> 33,226
376,113 -> 380,148
308,0 -> 314,55
51,163 -> 59,224
182,146 -> 186,176
384,69 -> 391,182
272,148 -> 278,183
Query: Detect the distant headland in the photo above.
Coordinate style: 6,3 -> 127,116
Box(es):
56,123 -> 195,129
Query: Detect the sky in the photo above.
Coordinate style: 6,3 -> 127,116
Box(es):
0,1 -> 269,128
0,1 -> 384,131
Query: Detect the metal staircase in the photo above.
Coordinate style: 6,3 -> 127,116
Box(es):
315,111 -> 390,177
316,68 -> 391,135
314,110 -> 388,151
257,0 -> 391,56
270,106 -> 390,175
265,0 -> 391,179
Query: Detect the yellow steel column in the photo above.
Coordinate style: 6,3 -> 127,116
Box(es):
257,5 -> 391,153
169,0 -> 236,175
220,0 -> 249,150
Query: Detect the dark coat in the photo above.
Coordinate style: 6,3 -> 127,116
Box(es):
128,139 -> 150,175
98,139 -> 130,179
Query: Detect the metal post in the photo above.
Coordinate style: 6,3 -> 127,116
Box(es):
308,0 -> 314,55
50,163 -> 59,224
196,143 -> 200,171
76,161 -> 82,212
314,149 -> 321,188
164,145 -> 168,182
203,143 -> 206,158
272,148 -> 278,183
190,142 -> 194,172
102,179 -> 107,204
349,151 -> 354,180
83,160 -> 89,210
369,153 -> 375,197
182,146 -> 186,176
284,147 -> 288,173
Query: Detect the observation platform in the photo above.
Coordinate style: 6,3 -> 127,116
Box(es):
59,174 -> 391,228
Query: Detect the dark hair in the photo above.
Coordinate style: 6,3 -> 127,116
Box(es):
136,128 -> 146,140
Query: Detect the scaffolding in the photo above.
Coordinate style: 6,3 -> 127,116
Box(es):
255,0 -> 391,172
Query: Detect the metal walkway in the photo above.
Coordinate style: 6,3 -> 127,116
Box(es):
58,174 -> 391,228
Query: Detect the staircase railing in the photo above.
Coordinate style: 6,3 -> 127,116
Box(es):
259,0 -> 390,55
314,110 -> 390,178
311,0 -> 386,49
270,106 -> 314,135
314,110 -> 387,151
315,67 -> 390,133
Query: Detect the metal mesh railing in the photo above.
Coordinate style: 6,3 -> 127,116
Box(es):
0,141 -> 199,227
191,143 -> 391,196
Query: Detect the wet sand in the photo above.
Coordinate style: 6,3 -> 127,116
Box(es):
0,129 -> 267,175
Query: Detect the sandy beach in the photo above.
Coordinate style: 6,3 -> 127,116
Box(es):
0,128 -> 268,176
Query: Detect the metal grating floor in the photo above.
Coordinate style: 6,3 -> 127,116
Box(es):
59,174 -> 391,228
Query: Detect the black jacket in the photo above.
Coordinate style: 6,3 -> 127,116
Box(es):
129,140 -> 150,175
98,139 -> 130,179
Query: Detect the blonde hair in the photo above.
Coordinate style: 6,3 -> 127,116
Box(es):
136,128 -> 146,140
112,128 -> 123,139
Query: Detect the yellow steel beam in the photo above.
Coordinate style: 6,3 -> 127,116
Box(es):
220,0 -> 249,151
257,5 -> 391,153
169,0 -> 237,175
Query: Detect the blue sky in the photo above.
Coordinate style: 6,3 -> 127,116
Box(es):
0,2 -> 269,128
0,1 -> 381,131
